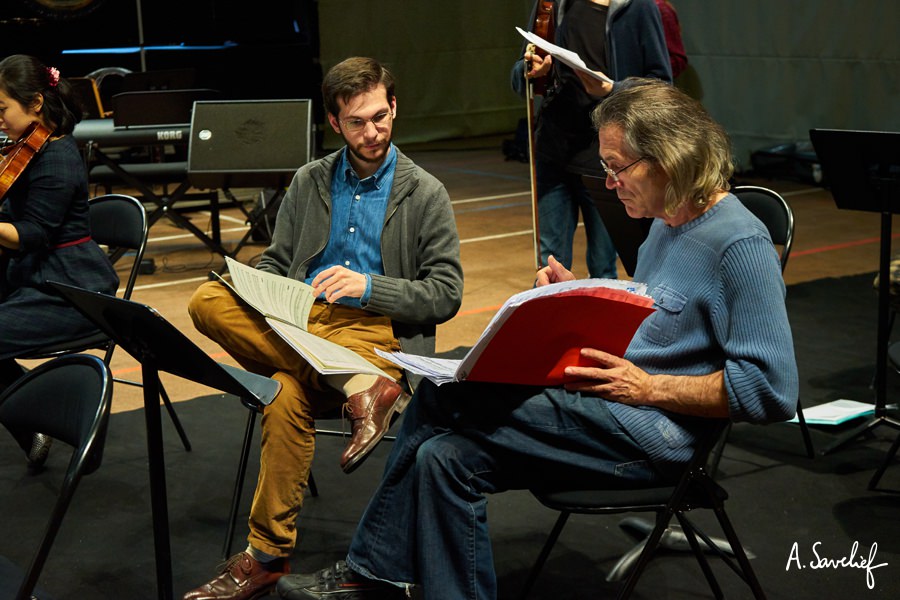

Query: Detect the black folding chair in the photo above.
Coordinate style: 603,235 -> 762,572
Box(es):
16,193 -> 191,451
0,354 -> 112,600
723,185 -> 813,461
520,421 -> 766,599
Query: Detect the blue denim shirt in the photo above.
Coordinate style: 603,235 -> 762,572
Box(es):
305,144 -> 397,307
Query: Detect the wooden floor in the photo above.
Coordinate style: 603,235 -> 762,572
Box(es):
27,137 -> 887,414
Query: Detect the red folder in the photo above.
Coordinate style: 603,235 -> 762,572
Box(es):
458,286 -> 655,386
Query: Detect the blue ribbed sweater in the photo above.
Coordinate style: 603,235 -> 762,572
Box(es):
609,194 -> 799,468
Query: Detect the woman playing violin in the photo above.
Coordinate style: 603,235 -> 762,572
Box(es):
0,54 -> 118,468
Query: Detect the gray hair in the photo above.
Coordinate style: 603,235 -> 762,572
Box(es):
592,78 -> 733,216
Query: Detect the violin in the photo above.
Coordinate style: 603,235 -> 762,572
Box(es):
0,121 -> 53,201
528,0 -> 557,96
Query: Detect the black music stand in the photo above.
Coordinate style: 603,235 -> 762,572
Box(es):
47,281 -> 280,600
809,129 -> 900,467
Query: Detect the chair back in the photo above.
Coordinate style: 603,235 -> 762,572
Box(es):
89,193 -> 148,301
733,185 -> 794,273
0,354 -> 112,600
12,195 -> 147,362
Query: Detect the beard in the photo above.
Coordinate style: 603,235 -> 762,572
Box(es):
344,133 -> 392,168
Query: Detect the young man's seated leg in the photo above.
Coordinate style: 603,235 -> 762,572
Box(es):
183,283 -> 409,600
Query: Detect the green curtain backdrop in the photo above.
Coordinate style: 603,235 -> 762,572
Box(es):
319,1 -> 899,169
318,1 -> 533,149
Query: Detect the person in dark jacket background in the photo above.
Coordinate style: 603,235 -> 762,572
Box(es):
511,0 -> 671,279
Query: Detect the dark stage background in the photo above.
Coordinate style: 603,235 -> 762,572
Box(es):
0,0 -> 323,106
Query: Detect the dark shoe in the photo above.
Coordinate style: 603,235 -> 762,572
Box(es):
26,433 -> 52,470
340,377 -> 410,474
276,560 -> 403,599
182,552 -> 289,600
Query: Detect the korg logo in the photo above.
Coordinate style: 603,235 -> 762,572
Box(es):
156,130 -> 183,141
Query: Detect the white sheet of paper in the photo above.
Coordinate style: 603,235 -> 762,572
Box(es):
788,398 -> 876,426
376,348 -> 461,386
268,318 -> 391,378
224,256 -> 314,328
516,26 -> 614,84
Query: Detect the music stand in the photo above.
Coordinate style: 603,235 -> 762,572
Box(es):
47,281 -> 280,600
809,129 -> 900,466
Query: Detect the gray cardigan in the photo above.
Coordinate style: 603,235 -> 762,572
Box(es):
256,148 -> 464,388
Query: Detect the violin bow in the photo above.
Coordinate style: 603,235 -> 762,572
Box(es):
525,43 -> 542,271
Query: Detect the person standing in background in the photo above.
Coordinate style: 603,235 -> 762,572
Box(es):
654,0 -> 688,78
511,0 -> 671,280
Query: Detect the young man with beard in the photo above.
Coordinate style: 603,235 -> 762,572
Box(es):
182,56 -> 464,600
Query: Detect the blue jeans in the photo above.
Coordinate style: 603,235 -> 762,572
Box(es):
537,160 -> 618,279
346,380 -> 663,600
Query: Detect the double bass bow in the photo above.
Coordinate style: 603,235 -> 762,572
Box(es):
0,121 -> 53,201
524,0 -> 556,270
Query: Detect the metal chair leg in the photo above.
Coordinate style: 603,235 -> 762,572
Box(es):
160,383 -> 191,451
519,511 -> 571,600
308,471 -> 319,497
223,408 -> 257,559
795,398 -> 815,458
869,433 -> 900,490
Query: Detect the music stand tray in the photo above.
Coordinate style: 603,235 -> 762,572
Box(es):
48,281 -> 280,600
809,128 -> 900,468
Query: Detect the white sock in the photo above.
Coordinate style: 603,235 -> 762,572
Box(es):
327,373 -> 380,398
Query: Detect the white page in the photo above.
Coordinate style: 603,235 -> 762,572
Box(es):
375,348 -> 461,386
516,26 -> 614,84
268,318 -> 391,378
224,256 -> 314,328
789,398 -> 876,426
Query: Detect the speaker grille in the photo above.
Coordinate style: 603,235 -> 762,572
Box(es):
188,99 -> 312,189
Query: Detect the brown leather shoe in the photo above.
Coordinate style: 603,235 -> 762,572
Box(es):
340,377 -> 411,474
182,551 -> 289,600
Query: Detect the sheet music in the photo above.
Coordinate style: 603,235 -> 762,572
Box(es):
375,348 -> 461,386
516,26 -> 614,84
270,318 -> 391,378
223,256 -> 314,328
376,279 -> 653,386
481,278 -> 648,335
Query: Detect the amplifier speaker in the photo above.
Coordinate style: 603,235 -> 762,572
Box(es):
188,99 -> 312,190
